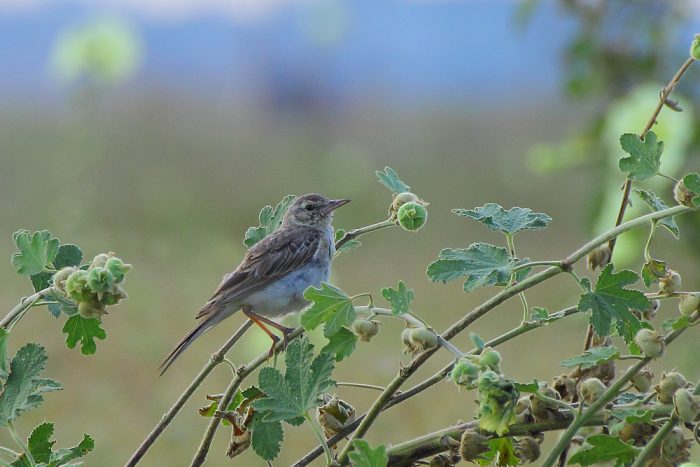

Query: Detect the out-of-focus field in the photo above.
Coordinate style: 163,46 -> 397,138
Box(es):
2,93 -> 699,465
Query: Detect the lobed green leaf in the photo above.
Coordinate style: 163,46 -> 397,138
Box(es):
683,172 -> 700,206
634,189 -> 679,238
375,167 -> 410,194
348,440 -> 388,467
321,327 -> 357,362
11,230 -> 60,276
561,346 -> 620,370
62,315 -> 107,355
301,283 -> 356,337
243,195 -> 296,247
250,412 -> 283,461
381,280 -> 414,315
568,434 -> 638,465
618,131 -> 663,181
453,203 -> 551,236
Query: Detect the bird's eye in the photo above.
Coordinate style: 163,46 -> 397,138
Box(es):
305,204 -> 315,211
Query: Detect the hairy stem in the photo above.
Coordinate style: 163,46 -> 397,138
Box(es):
304,412 -> 332,465
7,423 -> 33,467
335,219 -> 395,251
336,204 -> 694,463
0,287 -> 54,329
125,320 -> 253,467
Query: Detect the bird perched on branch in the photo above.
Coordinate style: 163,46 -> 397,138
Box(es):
160,193 -> 350,374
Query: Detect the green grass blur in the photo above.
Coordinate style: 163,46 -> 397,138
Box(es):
1,92 -> 699,465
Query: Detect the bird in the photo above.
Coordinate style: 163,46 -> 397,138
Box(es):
159,193 -> 350,375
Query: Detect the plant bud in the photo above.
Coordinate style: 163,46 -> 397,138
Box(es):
674,179 -> 695,207
674,388 -> 700,423
691,34 -> 700,60
78,298 -> 106,319
587,245 -> 611,271
65,270 -> 92,302
100,286 -> 127,306
656,372 -> 688,404
104,257 -> 132,283
631,367 -> 654,393
317,394 -> 356,438
352,318 -> 380,342
679,293 -> 700,316
661,426 -> 691,463
451,357 -> 480,388
90,252 -> 113,269
635,328 -> 664,358
530,386 -> 561,422
478,348 -> 501,372
515,436 -> 541,464
619,422 -> 656,444
659,270 -> 681,295
643,299 -> 660,321
397,201 -> 428,231
390,192 -> 424,215
579,378 -> 606,405
459,429 -> 489,461
408,327 -> 438,352
86,267 -> 115,293
552,374 -> 577,401
52,267 -> 77,293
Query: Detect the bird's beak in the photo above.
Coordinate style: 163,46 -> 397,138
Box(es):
326,198 -> 351,212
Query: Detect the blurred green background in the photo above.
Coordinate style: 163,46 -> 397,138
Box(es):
2,0 -> 700,465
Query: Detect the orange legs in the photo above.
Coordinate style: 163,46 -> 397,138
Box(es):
242,306 -> 294,358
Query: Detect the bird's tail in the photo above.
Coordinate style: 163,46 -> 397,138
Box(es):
159,315 -> 219,375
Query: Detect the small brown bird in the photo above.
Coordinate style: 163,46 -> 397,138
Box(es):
160,194 -> 350,374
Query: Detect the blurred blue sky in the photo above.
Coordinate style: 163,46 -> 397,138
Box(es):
0,0 -> 576,102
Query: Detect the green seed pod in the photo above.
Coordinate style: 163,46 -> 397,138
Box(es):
661,426 -> 691,463
635,328 -> 665,358
459,429 -> 489,461
552,374 -> 577,401
674,388 -> 700,423
587,245 -> 611,271
659,270 -> 682,295
86,267 -> 115,293
65,270 -> 92,302
656,372 -> 688,404
409,327 -> 438,352
352,318 -> 380,342
691,35 -> 700,60
52,266 -> 77,294
679,293 -> 700,316
317,394 -> 356,438
391,192 -> 424,215
674,179 -> 695,207
631,367 -> 654,393
451,357 -> 480,388
478,347 -> 501,372
78,298 -> 106,319
578,378 -> 606,405
100,286 -> 128,306
515,436 -> 541,464
91,252 -> 113,269
397,201 -> 428,232
104,257 -> 132,283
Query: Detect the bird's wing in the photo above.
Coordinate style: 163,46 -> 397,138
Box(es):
195,227 -> 322,319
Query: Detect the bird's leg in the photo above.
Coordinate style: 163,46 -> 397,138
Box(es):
241,306 -> 290,359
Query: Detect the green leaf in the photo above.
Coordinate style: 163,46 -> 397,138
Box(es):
477,438 -> 519,466
381,281 -> 414,315
12,421 -> 93,467
250,411 -> 283,461
11,230 -> 60,276
561,346 -> 620,370
321,327 -> 357,362
453,203 -> 551,236
568,434 -> 638,465
62,315 -> 107,355
662,315 -> 691,332
427,243 -> 531,293
301,283 -> 356,337
578,265 -> 648,340
30,272 -> 53,293
683,172 -> 700,207
348,440 -> 388,467
334,229 -> 361,255
634,189 -> 679,238
513,380 -> 540,393
641,259 -> 668,288
48,434 -> 94,466
618,131 -> 663,181
375,167 -> 410,194
529,306 -> 564,324
0,344 -> 63,425
243,195 -> 296,247
27,422 -> 54,463
252,337 -> 335,423
198,390 -> 245,424
0,329 -> 8,379
469,332 -> 485,351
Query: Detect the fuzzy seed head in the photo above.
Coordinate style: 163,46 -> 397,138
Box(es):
631,367 -> 654,393
578,378 -> 606,405
678,293 -> 700,316
659,269 -> 682,295
635,328 -> 665,358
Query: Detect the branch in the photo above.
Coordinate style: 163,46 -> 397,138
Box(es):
190,327 -> 305,466
336,204 -> 695,463
125,320 -> 253,467
0,287 -> 54,329
334,219 -> 395,251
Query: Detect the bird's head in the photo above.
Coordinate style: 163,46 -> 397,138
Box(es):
283,193 -> 350,228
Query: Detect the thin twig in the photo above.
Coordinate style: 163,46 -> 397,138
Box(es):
335,219 -> 396,251
0,287 -> 54,329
